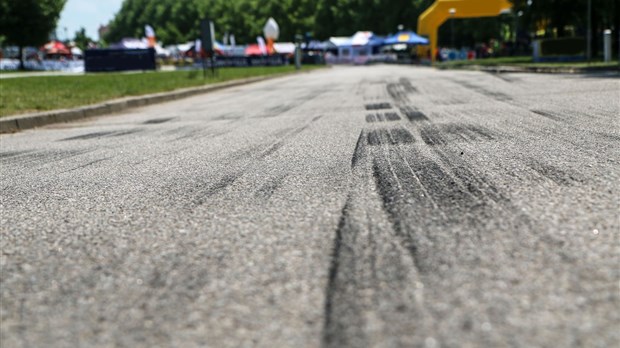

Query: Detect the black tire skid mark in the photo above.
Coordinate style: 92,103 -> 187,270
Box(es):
143,117 -> 174,125
351,130 -> 366,169
387,82 -> 410,104
323,190 -> 422,346
530,109 -> 565,122
386,77 -> 419,104
399,106 -> 429,122
212,113 -> 243,121
431,147 -> 571,252
365,114 -> 377,123
192,172 -> 244,206
371,143 -> 510,276
259,115 -> 322,159
164,126 -> 229,142
372,152 -> 433,273
325,131 -> 426,346
529,109 -> 597,122
60,131 -> 116,141
431,146 -> 506,207
420,123 -> 495,146
365,103 -> 392,110
367,127 -> 415,146
301,89 -> 328,104
432,98 -> 468,106
189,116 -> 322,207
384,112 -> 401,121
108,129 -> 143,137
259,89 -> 327,118
172,129 -> 207,141
60,129 -> 143,141
254,175 -> 287,200
527,160 -> 583,186
592,131 -> 620,143
425,142 -> 565,254
0,150 -> 31,159
365,112 -> 401,123
451,79 -> 513,102
486,72 -> 521,83
61,157 -> 112,173
322,196 -> 368,348
1,149 -> 93,168
260,141 -> 287,159
385,78 -> 429,124
263,104 -> 297,118
399,77 -> 418,93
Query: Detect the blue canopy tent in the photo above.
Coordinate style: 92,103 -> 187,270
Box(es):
383,31 -> 429,46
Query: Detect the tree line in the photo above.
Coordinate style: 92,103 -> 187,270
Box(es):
0,0 -> 617,56
104,0 -> 617,59
0,0 -> 66,69
103,0 -> 437,45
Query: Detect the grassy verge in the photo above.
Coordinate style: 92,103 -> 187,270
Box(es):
0,66 -> 322,117
0,70 -> 28,75
437,56 -> 619,69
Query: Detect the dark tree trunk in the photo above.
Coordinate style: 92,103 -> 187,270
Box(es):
592,12 -> 600,58
18,45 -> 24,71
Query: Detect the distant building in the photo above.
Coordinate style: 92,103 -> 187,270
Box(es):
98,25 -> 110,41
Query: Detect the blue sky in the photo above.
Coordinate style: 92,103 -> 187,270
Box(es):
58,0 -> 124,41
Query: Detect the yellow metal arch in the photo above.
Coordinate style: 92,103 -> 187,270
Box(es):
417,0 -> 513,63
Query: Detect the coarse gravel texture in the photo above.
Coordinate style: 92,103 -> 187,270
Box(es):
1,65 -> 619,348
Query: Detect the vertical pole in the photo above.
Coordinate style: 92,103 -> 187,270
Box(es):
587,0 -> 592,61
295,46 -> 301,70
211,55 -> 216,77
603,30 -> 612,62
202,51 -> 207,79
295,34 -> 302,70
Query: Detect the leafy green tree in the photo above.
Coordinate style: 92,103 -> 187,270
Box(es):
0,0 -> 67,69
73,27 -> 93,51
510,0 -> 618,56
103,0 -> 617,57
314,0 -> 434,38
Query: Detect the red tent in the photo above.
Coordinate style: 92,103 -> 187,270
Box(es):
244,44 -> 264,56
42,41 -> 71,56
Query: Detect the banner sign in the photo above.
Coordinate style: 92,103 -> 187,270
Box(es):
85,48 -> 156,72
200,20 -> 215,53
194,54 -> 289,68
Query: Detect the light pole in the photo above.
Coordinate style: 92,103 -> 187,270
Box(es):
449,8 -> 456,49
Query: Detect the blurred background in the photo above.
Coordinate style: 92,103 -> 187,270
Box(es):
0,0 -> 618,71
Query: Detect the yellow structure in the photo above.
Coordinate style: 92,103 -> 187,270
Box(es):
417,0 -> 513,63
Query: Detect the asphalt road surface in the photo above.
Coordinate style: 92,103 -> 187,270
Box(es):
1,66 -> 619,348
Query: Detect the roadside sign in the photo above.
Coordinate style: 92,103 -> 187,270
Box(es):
200,19 -> 215,53
200,19 -> 216,77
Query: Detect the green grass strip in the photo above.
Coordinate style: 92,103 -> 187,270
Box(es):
0,66 -> 321,117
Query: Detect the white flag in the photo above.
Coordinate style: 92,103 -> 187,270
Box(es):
230,34 -> 236,47
263,18 -> 279,40
257,36 -> 267,55
145,25 -> 155,38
